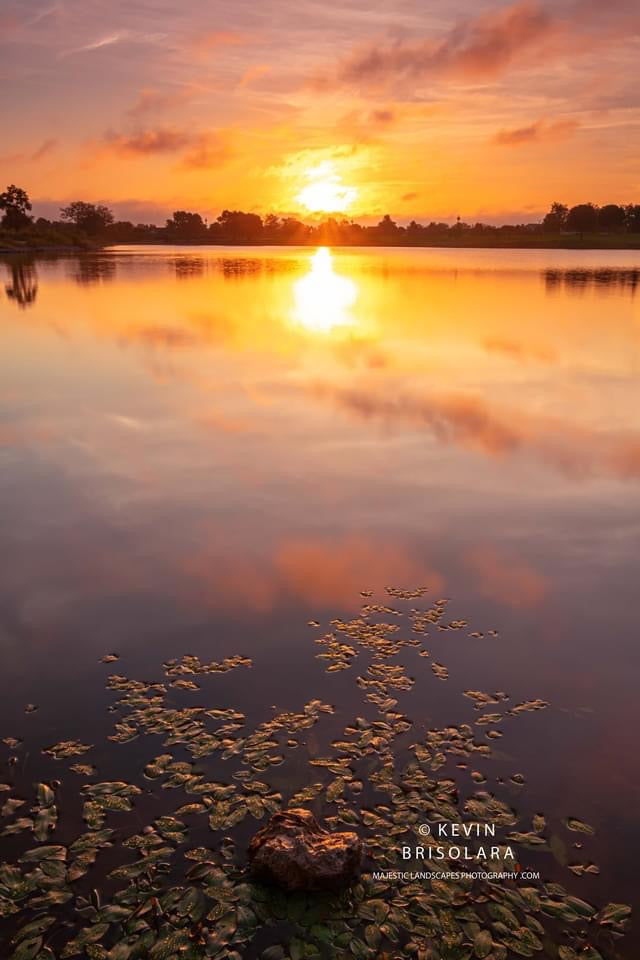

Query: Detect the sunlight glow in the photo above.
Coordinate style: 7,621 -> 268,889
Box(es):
292,247 -> 358,332
295,162 -> 358,214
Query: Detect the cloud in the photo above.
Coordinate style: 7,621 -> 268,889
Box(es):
197,411 -> 254,434
181,132 -> 232,170
0,138 -> 58,165
328,1 -> 557,88
315,0 -> 638,92
31,138 -> 57,161
491,117 -> 579,145
99,126 -> 231,169
58,28 -> 167,60
59,32 -> 125,58
126,87 -> 194,119
369,108 -> 395,125
332,107 -> 399,147
190,30 -> 249,58
239,64 -> 271,88
30,198 -> 173,225
104,127 -> 192,155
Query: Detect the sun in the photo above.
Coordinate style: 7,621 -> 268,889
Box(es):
295,161 -> 358,214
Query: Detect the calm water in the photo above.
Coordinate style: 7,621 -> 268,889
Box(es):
1,246 -> 639,951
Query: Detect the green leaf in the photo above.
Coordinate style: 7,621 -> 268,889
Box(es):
60,924 -> 110,958
473,930 -> 492,959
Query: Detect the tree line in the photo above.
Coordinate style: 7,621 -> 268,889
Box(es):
2,185 -> 640,247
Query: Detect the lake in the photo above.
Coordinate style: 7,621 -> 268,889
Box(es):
0,246 -> 638,958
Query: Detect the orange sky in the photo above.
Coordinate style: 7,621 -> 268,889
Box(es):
1,0 -> 639,223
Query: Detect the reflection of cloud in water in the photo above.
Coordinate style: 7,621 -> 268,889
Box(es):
465,546 -> 547,609
309,380 -> 640,481
135,325 -> 203,349
184,536 -> 444,613
483,337 -> 556,365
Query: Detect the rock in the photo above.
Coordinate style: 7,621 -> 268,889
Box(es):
248,807 -> 362,892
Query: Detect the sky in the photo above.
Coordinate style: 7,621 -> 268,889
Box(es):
1,0 -> 639,224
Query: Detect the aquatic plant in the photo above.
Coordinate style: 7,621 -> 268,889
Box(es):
0,590 -> 630,959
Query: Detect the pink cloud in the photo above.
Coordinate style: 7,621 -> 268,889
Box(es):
126,87 -> 195,119
190,30 -> 250,58
97,126 -> 232,170
328,1 -> 558,88
314,0 -> 639,93
104,127 -> 193,154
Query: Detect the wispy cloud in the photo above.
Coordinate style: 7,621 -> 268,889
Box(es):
59,31 -> 125,58
126,87 -> 195,119
491,117 -> 579,145
26,3 -> 61,28
31,137 -> 58,160
58,28 -> 166,59
238,64 -> 271,88
0,137 -> 58,165
180,132 -> 232,170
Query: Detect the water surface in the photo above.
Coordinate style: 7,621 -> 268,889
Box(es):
1,245 -> 639,952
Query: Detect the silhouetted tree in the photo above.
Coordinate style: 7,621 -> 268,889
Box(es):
215,210 -> 263,243
278,217 -> 309,243
317,217 -> 344,244
375,214 -> 400,243
165,211 -> 208,242
597,204 -> 625,231
60,201 -> 114,235
625,204 -> 640,233
0,184 -> 33,229
405,220 -> 424,243
566,203 -> 598,235
542,202 -> 568,232
262,213 -> 281,242
44,199 -> 639,249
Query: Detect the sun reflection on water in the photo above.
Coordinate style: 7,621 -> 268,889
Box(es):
292,247 -> 358,333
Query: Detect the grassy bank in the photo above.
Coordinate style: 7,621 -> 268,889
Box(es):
0,224 -> 99,252
3,227 -> 640,252
106,232 -> 640,249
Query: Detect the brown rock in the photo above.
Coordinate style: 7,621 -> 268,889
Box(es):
248,807 -> 362,892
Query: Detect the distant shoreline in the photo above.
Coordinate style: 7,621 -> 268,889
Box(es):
3,235 -> 640,254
